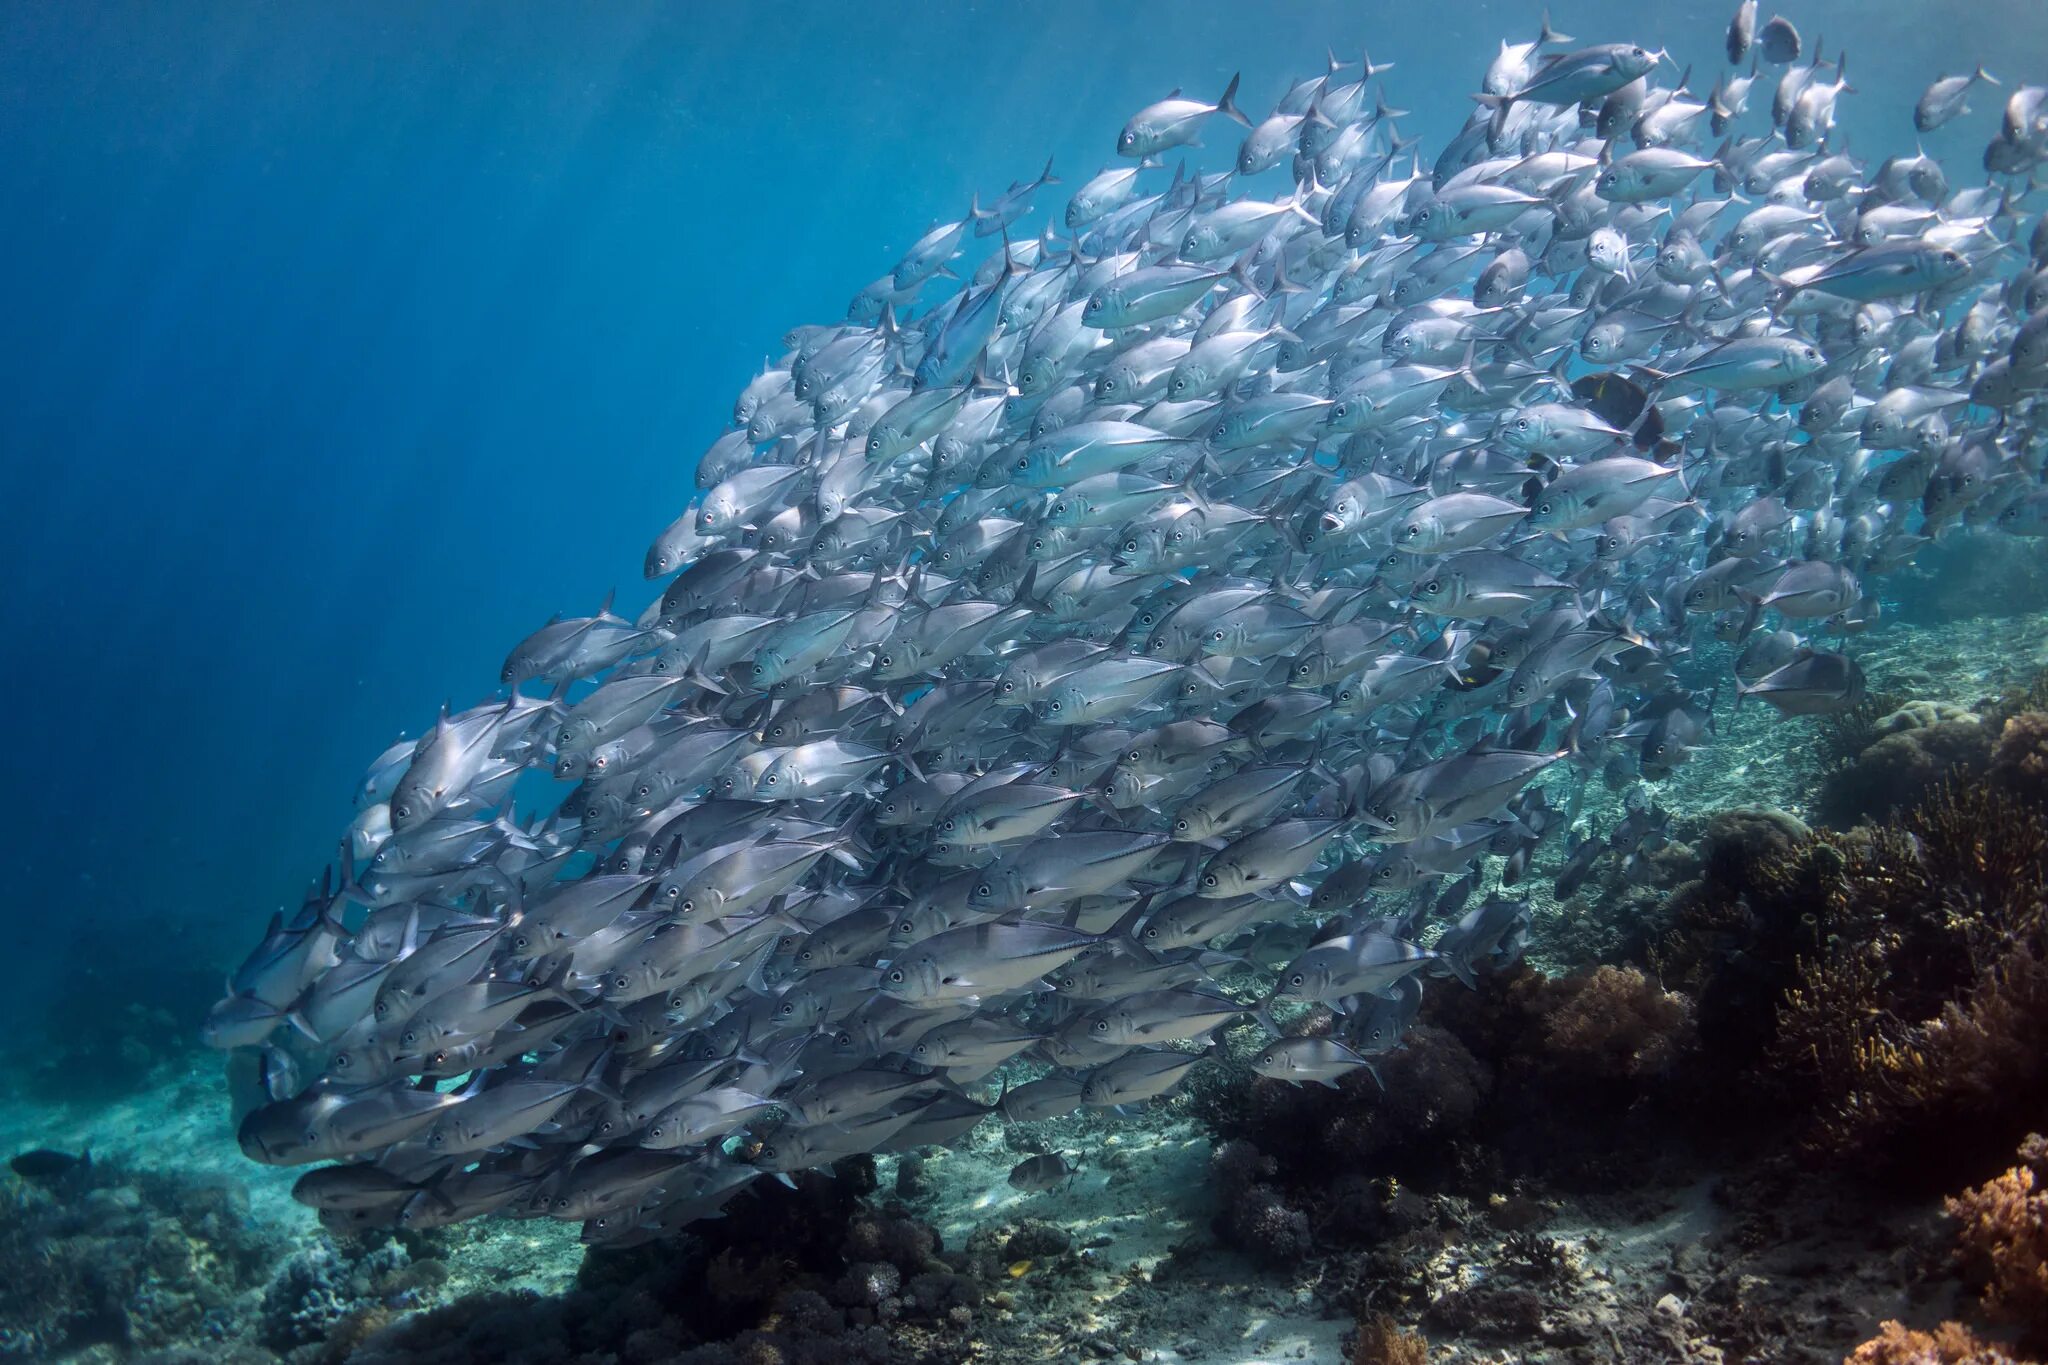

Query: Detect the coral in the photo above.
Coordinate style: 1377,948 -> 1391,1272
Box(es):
1221,1174 -> 1314,1266
1634,779 -> 2048,1179
1844,1319 -> 2025,1364
1877,701 -> 1983,736
353,1174 -> 975,1365
1497,1231 -> 1580,1287
1532,965 -> 1694,1085
1196,1022 -> 1492,1187
999,1219 -> 1071,1261
1812,691 -> 1904,778
1947,1136 -> 2048,1344
258,1235 -> 419,1351
260,1240 -> 353,1349
1766,785 -> 2048,1177
1345,1312 -> 1429,1365
0,1155 -> 284,1359
1423,1283 -> 1547,1341
1991,712 -> 2048,801
1818,718 -> 1992,828
834,1259 -> 903,1308
1206,1138 -> 1313,1263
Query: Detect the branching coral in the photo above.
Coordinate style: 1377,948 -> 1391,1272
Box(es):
1843,1319 -> 2026,1364
1947,1135 -> 2048,1345
1635,779 -> 2048,1178
1533,965 -> 1693,1085
1346,1312 -> 1429,1365
1766,784 -> 2048,1177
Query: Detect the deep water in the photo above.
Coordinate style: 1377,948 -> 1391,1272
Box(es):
6,2 -> 2048,1362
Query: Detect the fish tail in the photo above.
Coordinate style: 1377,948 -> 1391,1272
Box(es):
1216,72 -> 1251,129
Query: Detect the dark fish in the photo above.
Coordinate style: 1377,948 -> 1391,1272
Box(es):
1007,1152 -> 1077,1192
10,1149 -> 90,1183
1757,16 -> 1800,64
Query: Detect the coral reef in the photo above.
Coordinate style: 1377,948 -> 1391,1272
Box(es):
348,1172 -> 980,1365
1844,1319 -> 2027,1364
1629,781 -> 2048,1181
0,1155 -> 281,1359
1990,713 -> 2048,802
1767,786 -> 2048,1178
1344,1312 -> 1429,1365
259,1235 -> 431,1355
1948,1135 -> 2048,1349
1817,713 -> 1991,828
1190,960 -> 1697,1273
1209,1139 -> 1313,1266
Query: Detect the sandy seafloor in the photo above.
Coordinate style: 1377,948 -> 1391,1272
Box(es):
5,576 -> 2047,1364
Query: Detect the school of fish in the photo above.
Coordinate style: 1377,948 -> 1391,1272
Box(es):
210,10 -> 2048,1247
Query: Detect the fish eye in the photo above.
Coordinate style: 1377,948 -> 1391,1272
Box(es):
1016,458 -> 1029,471
333,1052 -> 351,1068
1202,873 -> 1218,887
1124,540 -> 1139,553
681,899 -> 694,913
1049,701 -> 1062,712
1289,973 -> 1305,987
1424,580 -> 1441,594
888,968 -> 905,983
977,883 -> 992,897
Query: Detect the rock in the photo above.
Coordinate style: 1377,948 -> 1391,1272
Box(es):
1002,1220 -> 1072,1261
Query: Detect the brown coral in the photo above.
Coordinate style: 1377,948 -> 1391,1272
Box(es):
1346,1312 -> 1429,1365
1536,965 -> 1694,1083
1948,1137 -> 2048,1343
1991,713 -> 2048,800
1818,718 -> 1992,828
1767,784 -> 2048,1177
1843,1319 -> 2024,1364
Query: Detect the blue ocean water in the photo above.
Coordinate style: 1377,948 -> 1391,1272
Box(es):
0,0 -> 2043,1043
